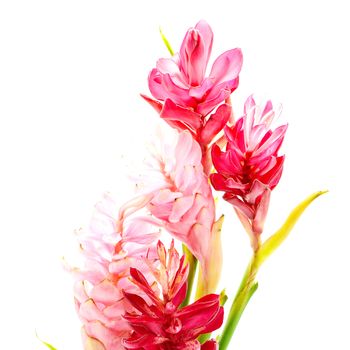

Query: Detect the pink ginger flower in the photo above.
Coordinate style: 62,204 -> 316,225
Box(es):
70,193 -> 160,350
122,241 -> 223,350
210,96 -> 288,250
143,20 -> 242,148
120,129 -> 221,294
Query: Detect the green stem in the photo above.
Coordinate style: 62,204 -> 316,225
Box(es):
218,256 -> 259,350
218,190 -> 327,349
181,245 -> 198,307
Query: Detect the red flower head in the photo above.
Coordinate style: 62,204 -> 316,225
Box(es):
210,96 -> 288,250
122,241 -> 223,350
143,20 -> 242,149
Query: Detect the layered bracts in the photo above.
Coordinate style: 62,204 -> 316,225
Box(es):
69,193 -> 160,350
122,241 -> 223,350
119,129 -> 222,294
143,20 -> 242,152
210,96 -> 287,249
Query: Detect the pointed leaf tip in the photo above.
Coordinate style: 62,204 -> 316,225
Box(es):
256,190 -> 328,268
36,331 -> 57,350
219,288 -> 228,306
159,27 -> 174,56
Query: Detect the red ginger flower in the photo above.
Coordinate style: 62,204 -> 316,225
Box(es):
143,20 -> 242,149
210,96 -> 287,250
122,241 -> 223,350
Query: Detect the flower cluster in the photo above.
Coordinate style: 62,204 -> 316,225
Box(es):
70,193 -> 160,349
210,96 -> 287,249
66,19 -> 324,350
144,20 -> 242,147
123,241 -> 223,350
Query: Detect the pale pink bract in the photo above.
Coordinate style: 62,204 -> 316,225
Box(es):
70,193 -> 160,350
210,96 -> 287,249
119,129 -> 220,293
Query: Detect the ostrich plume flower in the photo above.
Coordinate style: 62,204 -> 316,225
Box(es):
69,193 -> 160,350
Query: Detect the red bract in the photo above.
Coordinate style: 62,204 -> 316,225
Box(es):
122,241 -> 223,350
143,20 -> 242,148
210,96 -> 287,249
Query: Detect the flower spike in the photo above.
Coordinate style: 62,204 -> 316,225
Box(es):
144,20 -> 242,148
210,96 -> 287,249
122,241 -> 223,349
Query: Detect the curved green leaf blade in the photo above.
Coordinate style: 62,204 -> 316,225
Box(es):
256,190 -> 328,269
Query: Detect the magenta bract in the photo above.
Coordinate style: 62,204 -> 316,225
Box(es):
122,241 -> 223,350
210,96 -> 287,248
145,20 -> 242,146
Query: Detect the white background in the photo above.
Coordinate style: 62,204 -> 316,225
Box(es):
1,0 -> 349,349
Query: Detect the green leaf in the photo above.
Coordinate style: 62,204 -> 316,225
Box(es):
36,331 -> 57,350
41,341 -> 57,350
255,190 -> 328,269
159,27 -> 174,56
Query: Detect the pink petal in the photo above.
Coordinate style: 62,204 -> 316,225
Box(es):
176,131 -> 202,166
252,186 -> 271,235
160,99 -> 203,132
224,194 -> 255,220
152,189 -> 182,205
179,21 -> 213,85
81,328 -> 106,350
79,299 -> 109,324
189,78 -> 214,99
209,48 -> 243,85
140,94 -> 163,114
84,321 -> 125,350
148,68 -> 168,101
199,103 -> 232,145
195,20 -> 213,70
245,180 -> 268,205
157,57 -> 181,76
251,124 -> 288,161
260,155 -> 285,189
211,144 -> 242,176
162,74 -> 196,106
117,194 -> 153,231
74,281 -> 89,304
244,94 -> 256,114
169,195 -> 195,223
157,57 -> 188,88
90,279 -> 122,306
129,268 -> 161,307
196,79 -> 238,116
